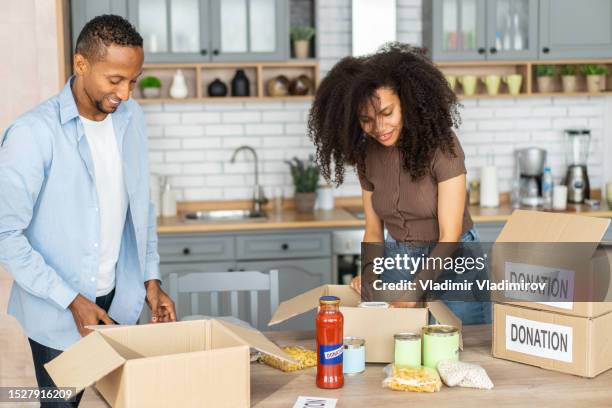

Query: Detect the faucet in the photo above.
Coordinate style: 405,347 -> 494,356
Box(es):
230,145 -> 268,216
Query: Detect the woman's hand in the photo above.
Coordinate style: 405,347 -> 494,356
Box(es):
350,275 -> 361,294
390,301 -> 417,308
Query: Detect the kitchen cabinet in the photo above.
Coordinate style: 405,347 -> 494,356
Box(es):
538,0 -> 612,59
486,0 -> 538,60
71,0 -> 128,48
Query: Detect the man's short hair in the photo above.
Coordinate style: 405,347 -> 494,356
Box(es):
75,14 -> 143,62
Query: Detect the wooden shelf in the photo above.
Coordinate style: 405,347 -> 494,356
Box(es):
134,61 -> 319,103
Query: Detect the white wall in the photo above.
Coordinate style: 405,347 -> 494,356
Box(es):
145,0 -> 608,201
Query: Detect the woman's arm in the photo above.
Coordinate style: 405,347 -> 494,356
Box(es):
437,174 -> 467,242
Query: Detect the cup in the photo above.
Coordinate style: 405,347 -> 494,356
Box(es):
458,75 -> 478,96
552,185 -> 568,210
445,75 -> 457,91
481,75 -> 501,96
316,184 -> 335,210
503,74 -> 523,96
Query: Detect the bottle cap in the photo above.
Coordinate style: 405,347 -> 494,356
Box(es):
319,295 -> 340,305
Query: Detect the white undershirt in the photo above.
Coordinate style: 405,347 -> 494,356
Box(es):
80,114 -> 128,297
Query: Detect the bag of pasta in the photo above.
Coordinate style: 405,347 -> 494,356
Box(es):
259,346 -> 317,372
382,364 -> 442,393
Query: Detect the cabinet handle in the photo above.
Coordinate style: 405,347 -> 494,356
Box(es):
238,268 -> 245,272
477,47 -> 486,54
281,243 -> 289,250
213,49 -> 219,56
542,47 -> 550,54
228,268 -> 235,272
182,247 -> 191,255
200,48 -> 208,55
489,47 -> 497,54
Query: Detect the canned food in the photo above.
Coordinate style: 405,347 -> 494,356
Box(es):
422,325 -> 459,369
394,333 -> 421,367
343,337 -> 366,375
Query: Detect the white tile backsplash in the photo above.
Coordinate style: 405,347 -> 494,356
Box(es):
144,0 -> 610,201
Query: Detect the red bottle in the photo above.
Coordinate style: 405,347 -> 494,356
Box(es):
316,295 -> 344,389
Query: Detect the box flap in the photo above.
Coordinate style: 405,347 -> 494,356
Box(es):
497,210 -> 610,244
214,320 -> 296,364
44,332 -> 126,395
268,285 -> 327,326
426,301 -> 464,349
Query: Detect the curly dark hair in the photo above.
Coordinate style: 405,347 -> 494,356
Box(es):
308,43 -> 461,185
75,14 -> 143,61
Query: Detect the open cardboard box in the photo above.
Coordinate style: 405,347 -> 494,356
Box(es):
268,284 -> 462,363
490,210 -> 612,318
45,319 -> 293,407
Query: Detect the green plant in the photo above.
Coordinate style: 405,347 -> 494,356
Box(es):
581,64 -> 609,76
285,155 -> 320,193
560,65 -> 577,76
535,65 -> 556,77
290,26 -> 315,42
139,76 -> 162,90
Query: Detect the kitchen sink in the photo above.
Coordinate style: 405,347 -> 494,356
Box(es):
183,209 -> 267,222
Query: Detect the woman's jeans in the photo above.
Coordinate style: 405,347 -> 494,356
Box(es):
383,229 -> 492,325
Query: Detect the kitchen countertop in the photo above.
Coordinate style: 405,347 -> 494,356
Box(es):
157,203 -> 612,234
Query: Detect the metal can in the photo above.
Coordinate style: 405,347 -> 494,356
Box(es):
393,333 -> 421,367
422,325 -> 459,369
343,337 -> 366,375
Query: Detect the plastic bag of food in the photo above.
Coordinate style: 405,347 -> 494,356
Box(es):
382,364 -> 442,393
259,346 -> 316,372
437,360 -> 494,389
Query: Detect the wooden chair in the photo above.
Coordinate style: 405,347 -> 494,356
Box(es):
168,269 -> 279,328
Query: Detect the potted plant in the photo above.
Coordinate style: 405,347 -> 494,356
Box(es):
581,64 -> 609,93
285,155 -> 320,213
290,25 -> 315,59
139,76 -> 162,98
560,65 -> 578,93
535,65 -> 555,93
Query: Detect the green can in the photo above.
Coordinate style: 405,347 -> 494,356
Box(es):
393,333 -> 421,367
422,325 -> 459,369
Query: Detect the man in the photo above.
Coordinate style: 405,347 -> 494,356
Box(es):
0,15 -> 176,406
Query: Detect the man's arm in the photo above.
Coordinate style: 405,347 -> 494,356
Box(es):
0,121 -> 78,309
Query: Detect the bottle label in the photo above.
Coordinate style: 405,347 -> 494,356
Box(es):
319,344 -> 343,365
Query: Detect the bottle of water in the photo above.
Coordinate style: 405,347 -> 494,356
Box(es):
542,166 -> 553,209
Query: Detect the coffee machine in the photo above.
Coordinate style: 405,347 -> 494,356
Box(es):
515,147 -> 547,207
565,129 -> 591,203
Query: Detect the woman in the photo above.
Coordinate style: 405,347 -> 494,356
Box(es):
308,43 -> 490,324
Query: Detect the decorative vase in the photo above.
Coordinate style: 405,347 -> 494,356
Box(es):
208,78 -> 228,97
231,69 -> 250,97
294,192 -> 317,213
586,75 -> 602,93
289,75 -> 313,95
266,75 -> 290,97
142,87 -> 161,99
537,76 -> 554,93
561,75 -> 577,93
169,69 -> 188,99
293,40 -> 310,59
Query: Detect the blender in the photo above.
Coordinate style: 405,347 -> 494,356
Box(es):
565,129 -> 591,204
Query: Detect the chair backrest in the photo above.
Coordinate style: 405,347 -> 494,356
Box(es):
168,269 -> 279,328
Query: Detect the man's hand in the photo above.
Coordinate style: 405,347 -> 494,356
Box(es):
68,294 -> 114,337
145,280 -> 176,323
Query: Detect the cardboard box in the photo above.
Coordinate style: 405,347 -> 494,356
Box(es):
45,320 -> 292,407
493,303 -> 612,377
268,284 -> 462,363
491,210 -> 612,318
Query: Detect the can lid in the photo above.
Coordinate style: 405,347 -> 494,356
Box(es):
319,295 -> 340,305
343,337 -> 365,349
394,332 -> 421,341
423,324 -> 459,336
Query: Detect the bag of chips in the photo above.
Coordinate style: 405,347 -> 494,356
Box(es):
259,346 -> 316,372
382,364 -> 442,393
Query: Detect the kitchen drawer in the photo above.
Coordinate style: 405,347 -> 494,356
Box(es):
236,233 -> 331,260
158,236 -> 234,263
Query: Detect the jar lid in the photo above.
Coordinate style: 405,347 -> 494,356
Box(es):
319,295 -> 340,305
394,332 -> 421,341
423,324 -> 459,336
343,337 -> 365,349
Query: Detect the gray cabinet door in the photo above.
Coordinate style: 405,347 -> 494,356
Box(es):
236,232 -> 331,260
209,0 -> 288,61
431,0 -> 487,61
236,258 -> 332,331
539,0 -> 612,59
71,0 -> 129,48
158,235 -> 234,263
486,0 -> 538,60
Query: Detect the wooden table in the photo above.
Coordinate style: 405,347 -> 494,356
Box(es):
251,325 -> 612,408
